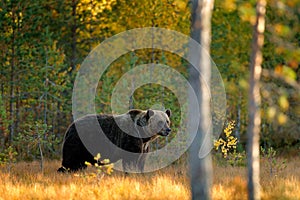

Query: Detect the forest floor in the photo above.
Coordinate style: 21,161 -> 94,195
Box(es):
0,157 -> 299,200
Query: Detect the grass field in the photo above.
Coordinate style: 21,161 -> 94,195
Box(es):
0,157 -> 299,200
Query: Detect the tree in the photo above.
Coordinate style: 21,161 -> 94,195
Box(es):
189,0 -> 214,199
247,0 -> 267,200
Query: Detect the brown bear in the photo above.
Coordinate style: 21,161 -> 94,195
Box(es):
57,109 -> 171,173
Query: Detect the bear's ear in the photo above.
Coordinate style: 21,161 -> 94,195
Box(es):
128,109 -> 143,121
146,109 -> 154,120
166,109 -> 171,117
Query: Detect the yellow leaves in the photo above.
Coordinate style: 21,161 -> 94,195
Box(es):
214,120 -> 237,158
76,0 -> 116,19
277,113 -> 287,125
238,79 -> 249,90
214,139 -> 225,150
286,0 -> 298,7
278,95 -> 289,111
105,164 -> 114,175
227,136 -> 237,146
267,107 -> 276,121
275,65 -> 297,82
274,23 -> 291,37
238,2 -> 256,25
101,159 -> 110,164
172,0 -> 186,11
221,0 -> 237,12
94,153 -> 101,161
224,121 -> 236,138
282,66 -> 297,81
266,104 -> 289,125
84,153 -> 114,177
266,95 -> 289,123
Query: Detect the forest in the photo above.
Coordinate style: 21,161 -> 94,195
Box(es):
0,0 -> 299,199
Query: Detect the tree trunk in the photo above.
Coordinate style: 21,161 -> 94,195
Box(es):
189,0 -> 214,199
0,94 -> 9,146
70,0 -> 77,72
235,92 -> 241,142
9,6 -> 16,143
247,0 -> 266,200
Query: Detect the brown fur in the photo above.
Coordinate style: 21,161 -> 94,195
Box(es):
58,109 -> 171,173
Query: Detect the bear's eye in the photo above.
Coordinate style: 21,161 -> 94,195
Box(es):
158,120 -> 164,127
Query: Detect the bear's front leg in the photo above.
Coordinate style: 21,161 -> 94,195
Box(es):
137,153 -> 147,172
122,153 -> 146,173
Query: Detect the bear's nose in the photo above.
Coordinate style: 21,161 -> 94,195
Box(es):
166,128 -> 171,133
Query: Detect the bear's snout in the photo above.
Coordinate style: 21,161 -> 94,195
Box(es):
158,127 -> 171,136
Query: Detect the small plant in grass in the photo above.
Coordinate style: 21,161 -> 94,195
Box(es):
82,153 -> 114,180
260,146 -> 287,177
214,121 -> 237,158
13,120 -> 60,172
0,146 -> 18,172
227,150 -> 247,167
214,121 -> 246,166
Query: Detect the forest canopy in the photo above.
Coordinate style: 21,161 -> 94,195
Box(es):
0,0 -> 299,160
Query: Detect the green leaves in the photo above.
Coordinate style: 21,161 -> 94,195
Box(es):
0,0 -> 299,158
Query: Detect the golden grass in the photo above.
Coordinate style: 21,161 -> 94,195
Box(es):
0,157 -> 299,200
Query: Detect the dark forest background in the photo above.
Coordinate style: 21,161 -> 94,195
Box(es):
0,0 -> 299,161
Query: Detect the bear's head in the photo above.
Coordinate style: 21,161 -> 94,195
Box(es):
146,109 -> 171,136
128,109 -> 171,137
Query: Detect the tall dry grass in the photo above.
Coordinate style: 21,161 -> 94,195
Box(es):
0,157 -> 299,200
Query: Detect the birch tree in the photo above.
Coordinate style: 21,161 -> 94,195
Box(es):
189,0 -> 214,199
247,0 -> 267,200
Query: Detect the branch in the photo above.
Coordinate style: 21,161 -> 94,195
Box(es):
262,69 -> 300,91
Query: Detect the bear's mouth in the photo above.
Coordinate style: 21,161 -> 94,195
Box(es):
158,128 -> 171,136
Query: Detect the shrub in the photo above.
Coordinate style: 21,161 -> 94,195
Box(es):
83,153 -> 114,180
214,121 -> 246,166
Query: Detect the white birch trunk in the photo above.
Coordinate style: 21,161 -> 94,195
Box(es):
189,0 -> 214,199
247,0 -> 267,200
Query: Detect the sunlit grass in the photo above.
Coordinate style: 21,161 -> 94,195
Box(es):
0,157 -> 299,200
